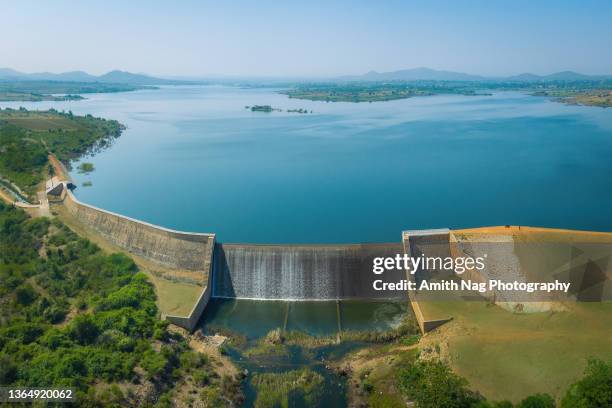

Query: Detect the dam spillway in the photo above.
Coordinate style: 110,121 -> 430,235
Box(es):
212,243 -> 407,300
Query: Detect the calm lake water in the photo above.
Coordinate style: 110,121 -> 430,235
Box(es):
4,86 -> 612,243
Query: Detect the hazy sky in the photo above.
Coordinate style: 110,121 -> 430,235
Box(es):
2,0 -> 612,77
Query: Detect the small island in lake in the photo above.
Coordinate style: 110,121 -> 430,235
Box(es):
282,82 -> 483,103
246,105 -> 312,113
77,162 -> 95,174
247,104 -> 275,112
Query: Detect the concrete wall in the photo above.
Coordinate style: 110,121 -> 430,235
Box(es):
402,229 -> 453,333
213,242 -> 407,300
62,188 -> 215,331
63,189 -> 215,271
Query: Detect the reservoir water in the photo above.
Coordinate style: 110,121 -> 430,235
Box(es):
4,86 -> 612,243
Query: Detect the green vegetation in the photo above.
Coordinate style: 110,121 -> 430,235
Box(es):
247,104 -> 275,112
245,105 -> 312,113
0,80 -> 154,101
418,301 -> 612,402
77,162 -> 95,174
283,79 -> 612,106
398,359 -> 484,407
533,89 -> 612,107
245,315 -> 419,354
251,368 -> 324,408
394,357 -> 611,408
0,92 -> 83,102
0,108 -> 123,196
283,82 -> 484,102
244,329 -> 292,358
561,359 -> 612,407
0,202 -> 241,406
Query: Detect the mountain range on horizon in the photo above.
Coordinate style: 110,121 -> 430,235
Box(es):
337,67 -> 612,82
0,68 -> 190,86
1,67 -> 611,84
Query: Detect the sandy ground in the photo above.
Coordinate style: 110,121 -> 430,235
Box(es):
455,225 -> 612,241
48,154 -> 70,181
167,325 -> 238,378
0,187 -> 15,204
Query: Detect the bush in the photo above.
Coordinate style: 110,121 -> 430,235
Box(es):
141,349 -> 169,380
516,393 -> 555,408
68,314 -> 100,345
562,359 -> 612,408
0,354 -> 17,383
397,360 -> 483,408
15,284 -> 38,305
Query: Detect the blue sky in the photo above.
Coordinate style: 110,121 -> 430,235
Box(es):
2,0 -> 611,77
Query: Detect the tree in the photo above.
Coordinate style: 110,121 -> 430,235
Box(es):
69,314 -> 99,345
397,360 -> 483,407
516,393 -> 555,408
15,284 -> 38,305
562,359 -> 612,408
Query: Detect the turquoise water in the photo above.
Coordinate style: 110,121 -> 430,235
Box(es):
4,86 -> 612,243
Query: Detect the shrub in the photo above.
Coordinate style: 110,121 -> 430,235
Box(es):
561,359 -> 612,408
397,360 -> 483,408
15,284 -> 38,305
68,314 -> 100,345
516,393 -> 555,408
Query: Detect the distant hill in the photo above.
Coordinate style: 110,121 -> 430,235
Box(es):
0,68 -> 24,78
96,70 -> 188,85
339,68 -> 612,82
1,67 -> 611,85
506,71 -> 606,82
0,68 -> 192,85
338,67 -> 486,82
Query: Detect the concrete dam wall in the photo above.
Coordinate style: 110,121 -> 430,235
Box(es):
59,188 -> 443,332
63,189 -> 215,271
212,243 -> 407,300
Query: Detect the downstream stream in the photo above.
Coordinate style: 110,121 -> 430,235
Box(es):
199,299 -> 411,407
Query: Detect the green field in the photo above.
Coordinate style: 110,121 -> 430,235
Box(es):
148,276 -> 203,317
422,300 -> 612,402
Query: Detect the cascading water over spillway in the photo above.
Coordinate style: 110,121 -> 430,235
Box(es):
212,243 -> 407,300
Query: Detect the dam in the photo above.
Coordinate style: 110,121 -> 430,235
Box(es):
55,186 -> 421,331
51,183 -> 612,333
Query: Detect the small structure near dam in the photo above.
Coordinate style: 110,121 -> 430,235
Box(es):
51,182 -> 612,333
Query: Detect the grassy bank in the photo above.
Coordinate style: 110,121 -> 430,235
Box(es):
251,369 -> 324,407
421,300 -> 612,402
